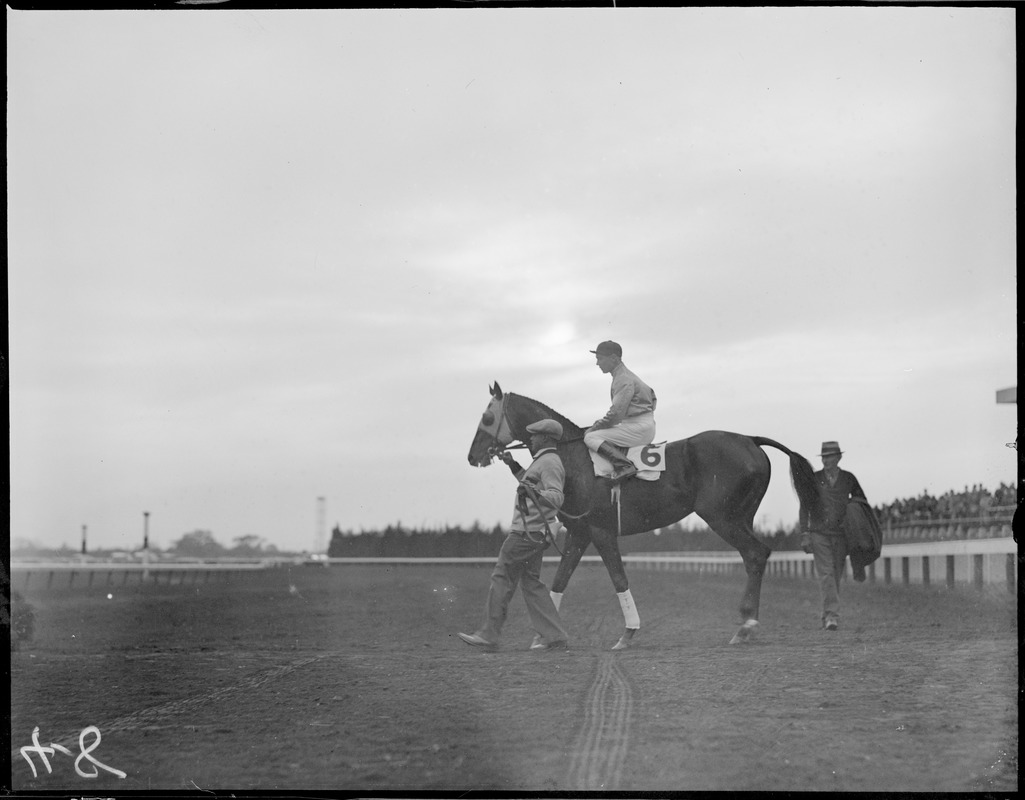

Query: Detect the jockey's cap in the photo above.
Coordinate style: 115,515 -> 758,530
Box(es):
526,419 -> 563,439
590,340 -> 622,357
819,441 -> 843,457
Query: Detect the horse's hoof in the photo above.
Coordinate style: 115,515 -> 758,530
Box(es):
611,628 -> 638,650
728,619 -> 759,645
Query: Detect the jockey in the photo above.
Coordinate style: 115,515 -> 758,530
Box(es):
583,340 -> 657,482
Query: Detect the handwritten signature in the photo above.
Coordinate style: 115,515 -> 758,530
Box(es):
19,726 -> 126,779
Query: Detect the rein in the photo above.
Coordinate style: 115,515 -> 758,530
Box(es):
516,482 -> 565,556
489,434 -> 585,453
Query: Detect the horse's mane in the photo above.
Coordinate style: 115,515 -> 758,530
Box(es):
508,392 -> 583,435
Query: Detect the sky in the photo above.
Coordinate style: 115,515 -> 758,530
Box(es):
7,7 -> 1017,554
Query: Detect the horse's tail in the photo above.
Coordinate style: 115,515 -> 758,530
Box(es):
748,436 -> 822,523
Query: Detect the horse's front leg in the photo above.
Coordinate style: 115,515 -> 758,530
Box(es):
588,525 -> 639,650
550,521 -> 591,602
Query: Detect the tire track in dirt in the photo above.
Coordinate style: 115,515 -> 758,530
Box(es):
565,651 -> 634,790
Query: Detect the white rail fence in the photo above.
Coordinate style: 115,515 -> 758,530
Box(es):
621,537 -> 1017,594
10,538 -> 1016,594
10,559 -> 271,590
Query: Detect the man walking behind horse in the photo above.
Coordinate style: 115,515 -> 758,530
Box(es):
799,440 -> 868,631
584,340 -> 657,482
458,419 -> 569,652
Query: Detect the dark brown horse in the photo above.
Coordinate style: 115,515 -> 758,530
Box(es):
467,383 -> 821,647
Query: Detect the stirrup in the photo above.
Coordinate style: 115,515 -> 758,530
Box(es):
610,463 -> 638,482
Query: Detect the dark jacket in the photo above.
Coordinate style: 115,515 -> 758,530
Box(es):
801,468 -> 867,534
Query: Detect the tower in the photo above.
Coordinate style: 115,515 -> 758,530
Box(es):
315,496 -> 326,554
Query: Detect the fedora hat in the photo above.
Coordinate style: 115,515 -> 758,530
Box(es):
819,441 -> 843,457
526,419 -> 563,439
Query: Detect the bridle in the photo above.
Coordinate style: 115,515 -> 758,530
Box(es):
477,393 -> 524,459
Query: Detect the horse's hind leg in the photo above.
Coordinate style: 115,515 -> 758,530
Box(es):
588,525 -> 639,650
704,517 -> 771,644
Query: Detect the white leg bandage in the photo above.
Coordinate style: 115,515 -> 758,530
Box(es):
550,591 -> 563,611
617,589 -> 640,629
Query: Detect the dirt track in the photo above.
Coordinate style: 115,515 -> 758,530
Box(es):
9,562 -> 1018,792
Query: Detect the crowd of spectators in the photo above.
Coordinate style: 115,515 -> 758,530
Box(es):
873,482 -> 1016,527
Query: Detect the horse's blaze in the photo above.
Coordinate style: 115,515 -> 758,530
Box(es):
467,429 -> 494,467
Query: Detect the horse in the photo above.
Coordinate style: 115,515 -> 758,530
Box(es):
467,382 -> 821,648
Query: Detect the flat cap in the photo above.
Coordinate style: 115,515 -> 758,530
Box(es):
525,419 -> 563,439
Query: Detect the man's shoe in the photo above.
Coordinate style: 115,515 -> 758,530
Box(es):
530,639 -> 568,651
824,619 -> 838,631
458,632 -> 497,649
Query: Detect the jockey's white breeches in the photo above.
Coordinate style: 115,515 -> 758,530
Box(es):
584,413 -> 656,476
584,412 -> 656,451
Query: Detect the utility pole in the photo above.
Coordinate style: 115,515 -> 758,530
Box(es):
142,511 -> 151,582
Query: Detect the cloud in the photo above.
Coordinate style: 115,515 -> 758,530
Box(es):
7,8 -> 1015,551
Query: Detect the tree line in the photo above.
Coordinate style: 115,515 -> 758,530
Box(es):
327,519 -> 794,558
9,530 -> 286,559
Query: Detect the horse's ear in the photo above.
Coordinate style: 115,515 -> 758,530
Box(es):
491,382 -> 503,399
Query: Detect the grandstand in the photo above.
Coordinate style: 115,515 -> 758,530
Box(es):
873,483 -> 1015,544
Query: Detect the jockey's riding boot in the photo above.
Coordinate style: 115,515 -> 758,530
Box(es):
596,442 -> 638,482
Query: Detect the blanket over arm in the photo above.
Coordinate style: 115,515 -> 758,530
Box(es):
844,498 -> 883,580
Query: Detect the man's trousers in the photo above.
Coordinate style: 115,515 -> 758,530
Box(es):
810,530 -> 848,624
479,532 -> 568,645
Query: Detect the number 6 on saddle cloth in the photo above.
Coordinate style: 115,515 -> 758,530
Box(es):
591,442 -> 668,481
